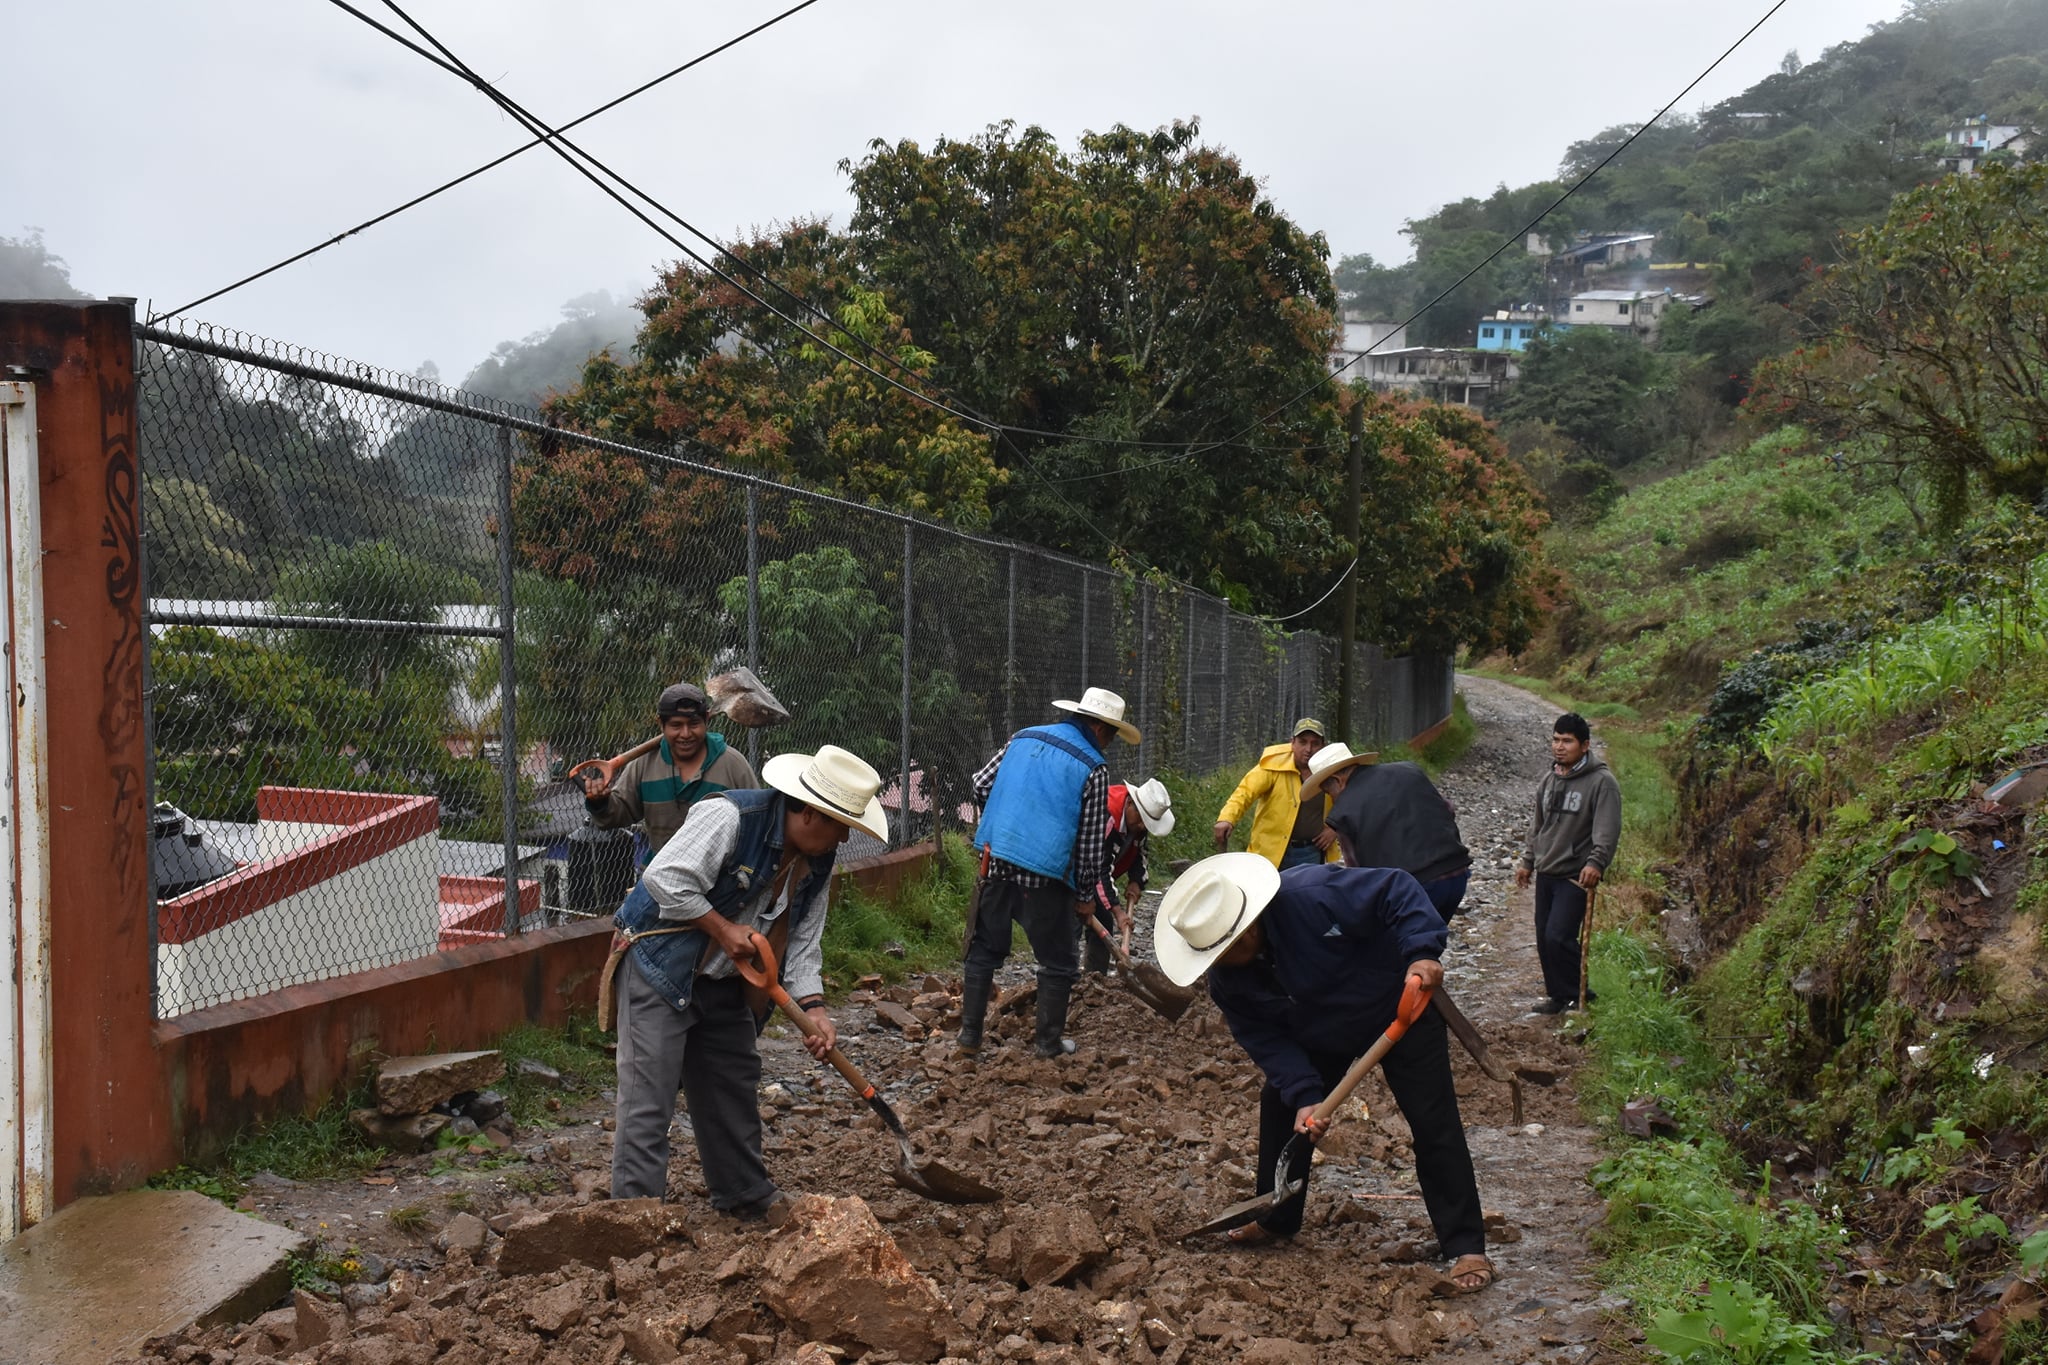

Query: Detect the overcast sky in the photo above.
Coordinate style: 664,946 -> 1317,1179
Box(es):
11,0 -> 1904,383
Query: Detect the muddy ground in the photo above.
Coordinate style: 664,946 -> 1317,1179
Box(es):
135,676 -> 1648,1365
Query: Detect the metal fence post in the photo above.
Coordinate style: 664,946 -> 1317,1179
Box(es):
496,426 -> 522,935
1182,596 -> 1194,766
1005,551 -> 1017,736
900,521 -> 913,850
746,483 -> 761,773
1219,603 -> 1230,769
1078,567 -> 1090,689
1138,583 -> 1150,775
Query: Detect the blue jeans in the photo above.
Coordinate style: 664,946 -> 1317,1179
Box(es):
1279,843 -> 1324,870
1420,869 -> 1470,922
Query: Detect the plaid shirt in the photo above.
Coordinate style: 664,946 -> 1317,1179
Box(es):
971,733 -> 1113,909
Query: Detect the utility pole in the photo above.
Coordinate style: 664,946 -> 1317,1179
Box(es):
1337,401 -> 1364,738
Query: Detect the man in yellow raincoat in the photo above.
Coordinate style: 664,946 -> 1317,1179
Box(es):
1212,718 -> 1344,870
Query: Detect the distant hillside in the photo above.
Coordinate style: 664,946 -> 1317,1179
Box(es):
1341,0 -> 2048,371
459,291 -> 641,409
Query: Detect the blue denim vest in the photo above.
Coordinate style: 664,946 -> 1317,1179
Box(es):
973,721 -> 1103,886
613,788 -> 837,1013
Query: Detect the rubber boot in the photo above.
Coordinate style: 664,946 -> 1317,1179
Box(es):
1033,976 -> 1077,1058
1081,920 -> 1111,976
956,971 -> 993,1055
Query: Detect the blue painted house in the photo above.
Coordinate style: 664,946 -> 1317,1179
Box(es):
1475,309 -> 1547,353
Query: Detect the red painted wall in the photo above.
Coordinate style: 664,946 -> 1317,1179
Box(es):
2,303 -> 166,1200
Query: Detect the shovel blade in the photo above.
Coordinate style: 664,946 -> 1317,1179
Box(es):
1178,1178 -> 1304,1239
868,1094 -> 1001,1204
1123,964 -> 1196,1022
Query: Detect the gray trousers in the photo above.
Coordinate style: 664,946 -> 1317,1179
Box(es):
610,958 -> 776,1209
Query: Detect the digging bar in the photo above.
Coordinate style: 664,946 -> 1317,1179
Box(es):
736,932 -> 1000,1204
1180,974 -> 1434,1239
1081,913 -> 1198,1022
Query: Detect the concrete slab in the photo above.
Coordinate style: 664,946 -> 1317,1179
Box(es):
0,1188 -> 305,1365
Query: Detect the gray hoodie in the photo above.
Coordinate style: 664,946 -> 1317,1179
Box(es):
1519,754 -> 1621,878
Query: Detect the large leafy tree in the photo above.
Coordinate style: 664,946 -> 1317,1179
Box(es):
1492,326 -> 1669,466
1750,161 -> 2048,527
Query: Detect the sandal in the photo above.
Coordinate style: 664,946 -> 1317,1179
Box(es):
1438,1253 -> 1495,1296
1222,1222 -> 1279,1246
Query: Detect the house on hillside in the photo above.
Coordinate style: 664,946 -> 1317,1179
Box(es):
1940,115 -> 2031,175
1356,348 -> 1516,410
1329,318 -> 1409,378
1558,288 -> 1677,344
1474,308 -> 1548,353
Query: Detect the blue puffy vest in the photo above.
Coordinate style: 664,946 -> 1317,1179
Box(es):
974,721 -> 1104,887
614,788 -> 837,1014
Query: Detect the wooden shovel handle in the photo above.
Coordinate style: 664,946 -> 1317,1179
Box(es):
737,931 -> 877,1100
1305,974 -> 1434,1135
566,735 -> 662,789
1081,909 -> 1135,968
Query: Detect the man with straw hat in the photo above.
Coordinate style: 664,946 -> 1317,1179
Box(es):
1155,854 -> 1493,1294
607,745 -> 889,1213
1081,777 -> 1176,975
960,687 -> 1140,1058
1324,754 -> 1474,925
1214,718 -> 1345,869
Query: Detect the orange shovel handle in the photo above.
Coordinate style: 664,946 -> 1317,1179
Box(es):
1303,974 -> 1434,1137
738,931 -> 875,1100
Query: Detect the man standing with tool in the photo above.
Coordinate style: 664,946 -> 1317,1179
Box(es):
583,682 -> 758,856
1213,718 -> 1343,869
1514,712 -> 1621,1014
605,745 -> 888,1214
958,688 -> 1140,1058
1081,778 -> 1175,975
1155,854 -> 1492,1294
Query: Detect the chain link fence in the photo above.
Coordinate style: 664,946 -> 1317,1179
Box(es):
134,319 -> 1453,1018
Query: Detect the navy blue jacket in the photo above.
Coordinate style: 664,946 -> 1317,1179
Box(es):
1207,863 -> 1448,1110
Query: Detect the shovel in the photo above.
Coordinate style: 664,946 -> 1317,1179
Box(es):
734,931 -> 1000,1204
1081,913 -> 1197,1022
1181,973 -> 1434,1239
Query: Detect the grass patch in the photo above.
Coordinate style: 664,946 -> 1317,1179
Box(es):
1521,426 -> 1930,710
1581,932 -> 1870,1363
494,1017 -> 612,1130
387,1202 -> 430,1234
822,831 -> 976,985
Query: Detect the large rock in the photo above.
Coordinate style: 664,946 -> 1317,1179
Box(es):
350,1108 -> 450,1155
986,1206 -> 1109,1287
759,1195 -> 950,1362
374,1051 -> 504,1116
495,1199 -> 688,1276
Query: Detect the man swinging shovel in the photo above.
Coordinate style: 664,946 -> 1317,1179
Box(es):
1157,855 -> 1494,1296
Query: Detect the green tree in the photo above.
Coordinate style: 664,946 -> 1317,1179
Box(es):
273,541 -> 483,699
1492,327 -> 1667,466
0,229 -> 87,298
1750,162 -> 2048,526
717,546 -> 967,788
150,626 -> 500,835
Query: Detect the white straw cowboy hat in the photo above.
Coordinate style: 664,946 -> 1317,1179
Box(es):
1154,852 -> 1282,986
763,745 -> 890,842
1126,777 -> 1176,837
1299,741 -> 1379,797
1052,686 -> 1141,745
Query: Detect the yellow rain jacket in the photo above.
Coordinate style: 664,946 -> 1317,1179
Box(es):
1217,743 -> 1341,868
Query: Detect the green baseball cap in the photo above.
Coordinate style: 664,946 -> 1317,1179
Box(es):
1292,717 -> 1326,738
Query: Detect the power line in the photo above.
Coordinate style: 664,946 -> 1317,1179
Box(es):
1208,0 -> 1794,449
1064,0 -> 1796,483
1256,557 -> 1358,624
151,0 -> 828,324
355,0 -> 1139,562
